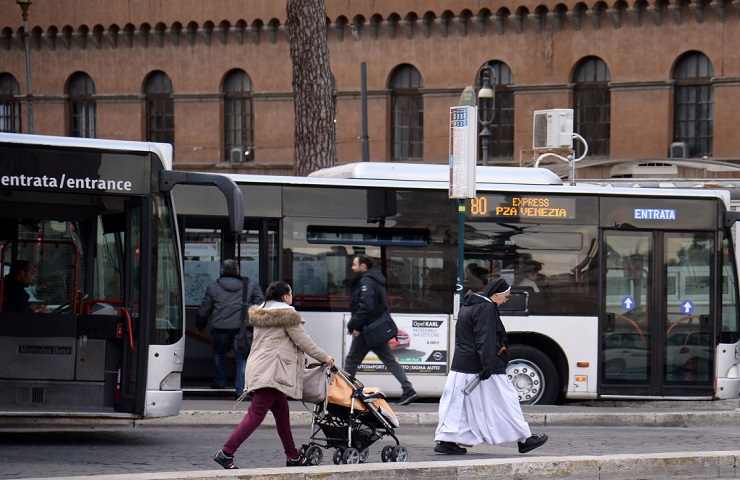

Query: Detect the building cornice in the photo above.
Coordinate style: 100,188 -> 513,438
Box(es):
2,2 -> 737,53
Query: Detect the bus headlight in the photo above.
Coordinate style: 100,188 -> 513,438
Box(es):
727,366 -> 739,379
160,372 -> 182,391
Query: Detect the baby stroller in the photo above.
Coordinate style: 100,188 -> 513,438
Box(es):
299,368 -> 408,465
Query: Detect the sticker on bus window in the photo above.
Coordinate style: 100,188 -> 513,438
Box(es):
621,296 -> 635,312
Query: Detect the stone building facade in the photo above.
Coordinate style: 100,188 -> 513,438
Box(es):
1,0 -> 739,178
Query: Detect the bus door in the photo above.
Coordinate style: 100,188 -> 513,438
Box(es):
179,217 -> 278,388
600,226 -> 716,397
79,199 -> 144,414
116,200 -> 144,412
237,219 -> 280,290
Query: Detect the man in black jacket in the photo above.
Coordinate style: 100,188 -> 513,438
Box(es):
345,255 -> 417,405
197,259 -> 264,398
434,278 -> 547,455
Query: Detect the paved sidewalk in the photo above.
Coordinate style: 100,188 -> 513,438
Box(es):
134,397 -> 740,429
2,398 -> 738,430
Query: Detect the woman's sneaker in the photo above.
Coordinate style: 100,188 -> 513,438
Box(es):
518,433 -> 548,453
286,454 -> 307,467
213,449 -> 238,469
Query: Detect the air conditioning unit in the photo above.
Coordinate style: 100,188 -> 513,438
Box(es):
533,109 -> 574,150
669,142 -> 688,159
229,146 -> 252,163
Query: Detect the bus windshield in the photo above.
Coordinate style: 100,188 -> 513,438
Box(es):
1,193 -> 140,314
0,190 -> 147,414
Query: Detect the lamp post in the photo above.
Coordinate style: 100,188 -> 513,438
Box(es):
17,0 -> 33,133
477,66 -> 495,166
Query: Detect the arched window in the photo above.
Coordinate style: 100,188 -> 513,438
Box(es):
673,52 -> 713,157
144,71 -> 174,145
389,64 -> 423,161
66,72 -> 96,138
573,57 -> 611,157
0,73 -> 21,133
476,60 -> 514,164
222,69 -> 254,162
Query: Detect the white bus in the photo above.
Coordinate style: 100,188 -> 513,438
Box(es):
0,133 -> 243,419
174,162 -> 740,404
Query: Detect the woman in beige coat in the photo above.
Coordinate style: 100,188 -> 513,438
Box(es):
214,281 -> 334,469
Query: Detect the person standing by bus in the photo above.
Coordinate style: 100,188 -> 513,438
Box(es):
214,281 -> 334,469
344,255 -> 417,405
433,278 -> 548,455
197,259 -> 264,399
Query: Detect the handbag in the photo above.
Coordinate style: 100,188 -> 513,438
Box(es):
302,362 -> 331,403
362,311 -> 398,348
233,277 -> 253,354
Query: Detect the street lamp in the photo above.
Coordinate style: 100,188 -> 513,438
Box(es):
17,0 -> 33,133
477,66 -> 495,166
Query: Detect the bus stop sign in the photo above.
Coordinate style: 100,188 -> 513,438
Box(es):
449,105 -> 477,199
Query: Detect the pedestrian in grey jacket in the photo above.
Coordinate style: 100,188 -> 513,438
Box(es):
197,259 -> 264,398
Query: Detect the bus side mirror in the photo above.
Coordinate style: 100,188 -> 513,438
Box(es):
723,211 -> 740,228
159,171 -> 244,235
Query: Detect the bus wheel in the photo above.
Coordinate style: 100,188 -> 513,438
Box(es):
506,345 -> 560,405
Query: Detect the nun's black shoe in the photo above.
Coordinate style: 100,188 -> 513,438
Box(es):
434,441 -> 468,455
518,433 -> 548,453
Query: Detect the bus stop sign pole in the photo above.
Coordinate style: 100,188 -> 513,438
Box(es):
449,88 -> 478,314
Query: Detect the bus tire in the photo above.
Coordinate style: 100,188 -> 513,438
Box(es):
506,345 -> 560,405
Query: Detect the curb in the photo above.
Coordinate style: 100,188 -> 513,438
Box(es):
15,450 -> 740,480
2,409 -> 738,430
133,409 -> 740,428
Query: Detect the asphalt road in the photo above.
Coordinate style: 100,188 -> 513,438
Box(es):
2,424 -> 740,479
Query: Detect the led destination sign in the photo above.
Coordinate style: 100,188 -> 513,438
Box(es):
633,208 -> 677,221
469,195 -> 576,220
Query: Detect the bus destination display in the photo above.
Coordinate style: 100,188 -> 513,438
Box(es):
469,195 -> 576,220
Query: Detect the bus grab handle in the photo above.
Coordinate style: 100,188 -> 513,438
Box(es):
159,171 -> 244,234
119,307 -> 136,352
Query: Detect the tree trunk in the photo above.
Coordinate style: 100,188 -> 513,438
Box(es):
286,0 -> 337,176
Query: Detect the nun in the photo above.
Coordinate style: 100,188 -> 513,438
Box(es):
433,278 -> 548,455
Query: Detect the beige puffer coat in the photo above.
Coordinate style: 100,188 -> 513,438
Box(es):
245,301 -> 331,399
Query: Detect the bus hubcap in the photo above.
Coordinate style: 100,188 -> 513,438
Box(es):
507,360 -> 545,404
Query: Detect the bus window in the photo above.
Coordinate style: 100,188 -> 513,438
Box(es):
153,196 -> 183,345
464,222 -> 599,315
238,230 -> 260,282
183,228 -> 222,306
284,188 -> 456,313
721,236 -> 739,343
285,231 -> 375,311
9,221 -> 81,312
664,232 -> 713,383
94,215 -> 124,302
386,247 -> 455,313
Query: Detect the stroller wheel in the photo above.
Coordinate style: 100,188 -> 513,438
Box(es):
381,445 -> 394,463
359,448 -> 370,463
342,447 -> 361,464
304,445 -> 323,466
332,448 -> 345,465
390,446 -> 408,463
